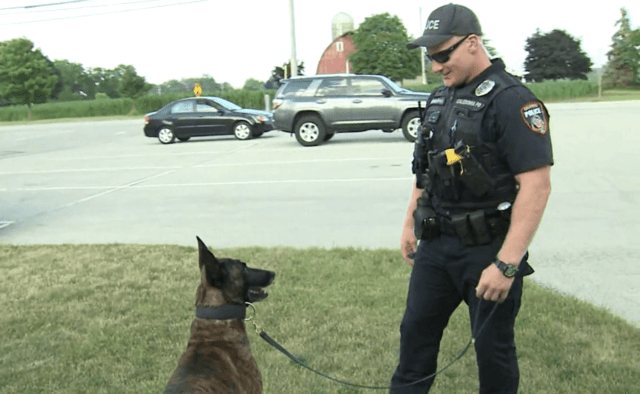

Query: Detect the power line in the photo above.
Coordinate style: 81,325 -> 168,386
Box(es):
0,1 -> 94,11
1,0 -> 209,25
3,0 -> 168,16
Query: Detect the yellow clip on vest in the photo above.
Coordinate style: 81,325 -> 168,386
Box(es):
445,149 -> 464,165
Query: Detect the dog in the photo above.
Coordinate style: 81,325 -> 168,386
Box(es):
164,236 -> 275,394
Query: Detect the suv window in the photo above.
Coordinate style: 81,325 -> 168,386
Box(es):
279,80 -> 312,97
315,78 -> 348,97
351,78 -> 388,96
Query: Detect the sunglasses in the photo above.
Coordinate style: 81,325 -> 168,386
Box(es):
426,34 -> 471,64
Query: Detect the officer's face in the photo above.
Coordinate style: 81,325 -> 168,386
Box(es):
428,35 -> 473,87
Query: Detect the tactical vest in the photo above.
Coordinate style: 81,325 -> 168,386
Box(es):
416,70 -> 524,215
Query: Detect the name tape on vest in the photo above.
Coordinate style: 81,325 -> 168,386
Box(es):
456,99 -> 483,108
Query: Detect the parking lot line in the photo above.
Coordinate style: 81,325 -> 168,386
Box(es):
5,177 -> 414,192
0,166 -> 181,175
0,157 -> 407,176
0,221 -> 14,229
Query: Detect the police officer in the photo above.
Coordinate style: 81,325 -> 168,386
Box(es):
390,4 -> 553,394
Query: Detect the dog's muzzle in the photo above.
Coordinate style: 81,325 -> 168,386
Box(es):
246,267 -> 275,303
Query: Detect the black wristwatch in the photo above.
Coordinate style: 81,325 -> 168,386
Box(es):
493,258 -> 518,278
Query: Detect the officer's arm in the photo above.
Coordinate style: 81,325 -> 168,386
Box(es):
497,165 -> 551,266
400,179 -> 423,263
403,180 -> 423,230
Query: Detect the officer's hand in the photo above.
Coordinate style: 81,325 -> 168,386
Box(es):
475,264 -> 514,303
400,226 -> 417,266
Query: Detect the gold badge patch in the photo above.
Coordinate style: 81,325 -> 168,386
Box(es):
520,101 -> 548,135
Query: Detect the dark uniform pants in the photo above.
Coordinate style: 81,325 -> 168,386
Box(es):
390,235 -> 529,394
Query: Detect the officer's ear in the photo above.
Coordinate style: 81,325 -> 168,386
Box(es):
467,34 -> 482,53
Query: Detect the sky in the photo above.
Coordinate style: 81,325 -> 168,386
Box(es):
1,0 -> 639,88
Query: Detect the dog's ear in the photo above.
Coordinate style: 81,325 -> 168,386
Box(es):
196,236 -> 224,288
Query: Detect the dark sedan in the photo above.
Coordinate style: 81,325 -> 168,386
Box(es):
143,96 -> 274,144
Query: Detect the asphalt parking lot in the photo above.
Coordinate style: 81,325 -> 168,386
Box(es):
1,100 -> 639,327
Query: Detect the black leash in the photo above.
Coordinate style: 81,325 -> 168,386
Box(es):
247,299 -> 500,390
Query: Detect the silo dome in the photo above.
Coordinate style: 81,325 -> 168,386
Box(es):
332,12 -> 354,40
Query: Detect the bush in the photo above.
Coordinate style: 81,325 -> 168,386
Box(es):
525,80 -> 598,101
408,79 -> 599,101
0,98 -> 134,121
133,90 -> 276,114
0,105 -> 28,121
95,93 -> 110,100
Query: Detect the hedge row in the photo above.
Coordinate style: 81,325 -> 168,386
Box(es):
0,90 -> 277,122
133,90 -> 276,114
525,80 -> 598,101
0,80 -> 599,122
411,79 -> 599,102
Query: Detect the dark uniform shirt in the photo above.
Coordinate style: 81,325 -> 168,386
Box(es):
413,59 -> 554,185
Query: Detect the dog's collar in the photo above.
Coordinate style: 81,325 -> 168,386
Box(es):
195,305 -> 246,320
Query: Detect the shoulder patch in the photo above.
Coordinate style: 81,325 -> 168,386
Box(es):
520,101 -> 548,135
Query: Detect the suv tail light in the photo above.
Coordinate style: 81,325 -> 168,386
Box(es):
144,115 -> 150,125
272,98 -> 283,110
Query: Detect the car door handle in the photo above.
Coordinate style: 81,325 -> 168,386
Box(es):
352,99 -> 362,104
316,99 -> 326,104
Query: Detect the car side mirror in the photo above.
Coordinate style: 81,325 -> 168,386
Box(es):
381,89 -> 393,97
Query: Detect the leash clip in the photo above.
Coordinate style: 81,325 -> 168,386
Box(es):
244,302 -> 263,334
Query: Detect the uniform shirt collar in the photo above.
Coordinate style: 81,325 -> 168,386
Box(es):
459,58 -> 506,90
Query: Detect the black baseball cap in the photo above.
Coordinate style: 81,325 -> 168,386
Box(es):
407,3 -> 482,49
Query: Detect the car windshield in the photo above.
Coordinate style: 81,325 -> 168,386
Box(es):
210,97 -> 242,111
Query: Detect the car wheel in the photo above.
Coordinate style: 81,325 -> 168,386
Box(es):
233,121 -> 253,140
177,137 -> 190,142
158,127 -> 175,144
324,132 -> 335,141
294,115 -> 326,147
402,111 -> 421,143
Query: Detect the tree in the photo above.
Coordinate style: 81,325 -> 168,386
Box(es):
88,67 -> 122,98
482,38 -> 498,58
265,61 -> 305,89
349,13 -> 420,81
53,59 -> 96,100
48,58 -> 64,100
0,37 -> 57,120
120,65 -> 151,99
243,78 -> 264,91
183,76 -> 220,92
603,8 -> 640,87
524,29 -> 592,82
156,75 -> 221,95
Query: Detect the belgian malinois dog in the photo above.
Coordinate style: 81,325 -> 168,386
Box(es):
164,236 -> 275,394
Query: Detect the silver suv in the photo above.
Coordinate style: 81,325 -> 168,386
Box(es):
273,74 -> 430,146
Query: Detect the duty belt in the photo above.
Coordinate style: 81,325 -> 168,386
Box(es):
423,209 -> 509,246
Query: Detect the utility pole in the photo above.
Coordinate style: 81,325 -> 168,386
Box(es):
289,0 -> 298,77
419,7 -> 427,85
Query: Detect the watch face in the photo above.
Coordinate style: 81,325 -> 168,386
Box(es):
495,259 -> 518,277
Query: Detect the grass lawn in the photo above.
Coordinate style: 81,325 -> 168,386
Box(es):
546,88 -> 640,103
0,115 -> 140,127
1,244 -> 639,394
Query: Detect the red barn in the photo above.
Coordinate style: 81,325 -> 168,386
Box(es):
316,32 -> 356,74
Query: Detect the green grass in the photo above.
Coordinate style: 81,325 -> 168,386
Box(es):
0,245 -> 639,393
545,88 -> 640,103
0,90 -> 275,123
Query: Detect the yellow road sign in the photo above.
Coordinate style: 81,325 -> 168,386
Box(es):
194,83 -> 202,97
